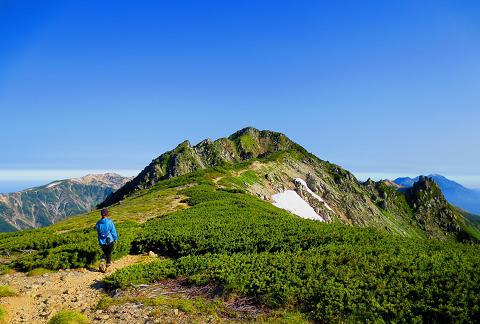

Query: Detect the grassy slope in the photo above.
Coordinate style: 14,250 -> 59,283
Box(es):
0,175 -> 192,271
0,156 -> 479,321
104,180 -> 480,322
456,208 -> 480,241
1,153 -> 477,269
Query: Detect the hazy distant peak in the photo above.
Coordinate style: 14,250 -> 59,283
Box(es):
0,173 -> 132,231
71,173 -> 131,185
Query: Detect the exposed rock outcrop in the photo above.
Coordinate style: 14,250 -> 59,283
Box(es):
404,176 -> 466,240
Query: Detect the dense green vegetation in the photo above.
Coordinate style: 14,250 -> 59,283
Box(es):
105,183 -> 480,322
106,246 -> 480,322
131,185 -> 401,257
0,222 -> 138,271
0,158 -> 479,321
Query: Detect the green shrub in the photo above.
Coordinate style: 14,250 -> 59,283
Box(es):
0,265 -> 14,275
0,305 -> 7,323
103,259 -> 176,288
27,268 -> 53,276
0,285 -> 17,297
48,310 -> 89,324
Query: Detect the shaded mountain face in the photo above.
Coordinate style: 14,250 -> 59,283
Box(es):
394,174 -> 480,215
0,173 -> 131,231
100,127 -> 478,242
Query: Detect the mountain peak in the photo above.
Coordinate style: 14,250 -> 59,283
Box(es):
427,173 -> 445,179
228,126 -> 260,139
176,140 -> 192,148
72,173 -> 131,186
99,128 -> 301,207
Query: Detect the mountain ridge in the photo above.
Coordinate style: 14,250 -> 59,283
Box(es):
0,173 -> 131,231
99,127 -> 301,207
100,127 -> 479,242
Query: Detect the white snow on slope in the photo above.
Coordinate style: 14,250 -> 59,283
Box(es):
272,190 -> 324,221
46,182 -> 60,188
294,178 -> 334,212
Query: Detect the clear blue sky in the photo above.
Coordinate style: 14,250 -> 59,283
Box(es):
1,0 -> 480,192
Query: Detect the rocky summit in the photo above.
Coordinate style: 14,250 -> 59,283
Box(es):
0,173 -> 131,231
100,127 -> 479,242
100,127 -> 299,207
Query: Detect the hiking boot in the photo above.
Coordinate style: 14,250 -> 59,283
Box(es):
99,260 -> 107,273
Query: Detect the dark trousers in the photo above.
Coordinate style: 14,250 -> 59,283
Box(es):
100,242 -> 114,264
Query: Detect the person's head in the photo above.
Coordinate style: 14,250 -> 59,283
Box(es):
100,208 -> 109,218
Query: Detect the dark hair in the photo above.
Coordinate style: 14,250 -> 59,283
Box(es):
101,208 -> 109,217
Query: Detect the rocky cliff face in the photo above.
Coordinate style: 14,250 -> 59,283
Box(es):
404,176 -> 466,240
0,173 -> 131,231
99,127 -> 476,241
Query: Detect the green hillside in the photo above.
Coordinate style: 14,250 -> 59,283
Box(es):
0,166 -> 478,321
1,128 -> 479,321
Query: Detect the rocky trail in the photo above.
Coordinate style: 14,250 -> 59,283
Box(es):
0,254 -> 264,324
0,255 -> 147,323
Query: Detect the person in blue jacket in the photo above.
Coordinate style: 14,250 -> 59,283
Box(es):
95,207 -> 118,269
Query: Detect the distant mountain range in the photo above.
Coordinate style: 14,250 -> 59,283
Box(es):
0,173 -> 131,231
394,174 -> 480,215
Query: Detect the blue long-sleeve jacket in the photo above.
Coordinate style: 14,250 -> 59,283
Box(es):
95,218 -> 118,245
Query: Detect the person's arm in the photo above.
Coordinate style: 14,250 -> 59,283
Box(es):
110,220 -> 118,242
95,222 -> 101,244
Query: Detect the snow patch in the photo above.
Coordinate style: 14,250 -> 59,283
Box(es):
294,178 -> 334,212
46,182 -> 60,188
272,190 -> 324,221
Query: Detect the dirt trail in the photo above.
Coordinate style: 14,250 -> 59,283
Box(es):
0,255 -> 146,323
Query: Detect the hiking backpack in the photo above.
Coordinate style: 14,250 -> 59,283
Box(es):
97,222 -> 112,244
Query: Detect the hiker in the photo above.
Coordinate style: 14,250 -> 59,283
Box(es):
95,207 -> 118,270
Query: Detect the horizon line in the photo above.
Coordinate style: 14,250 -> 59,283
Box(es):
0,169 -> 479,190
